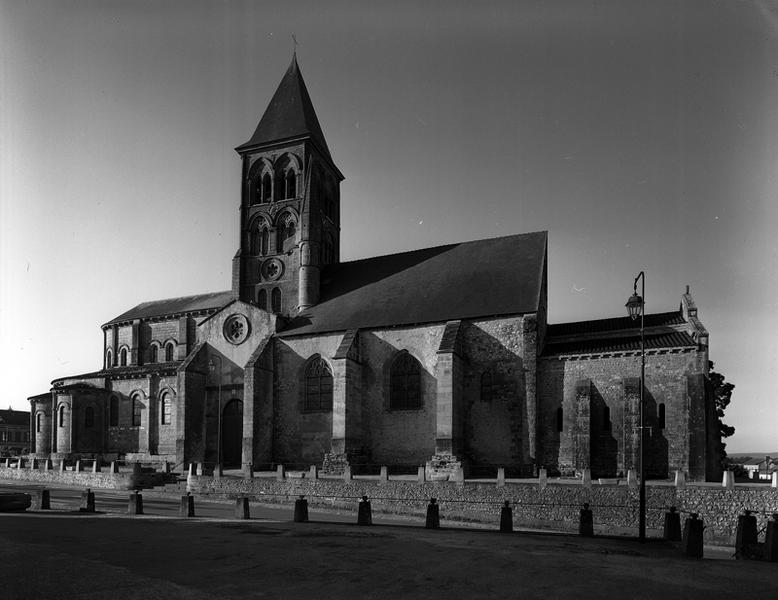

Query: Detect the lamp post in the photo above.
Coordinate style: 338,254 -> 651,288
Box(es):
208,356 -> 223,471
625,271 -> 646,544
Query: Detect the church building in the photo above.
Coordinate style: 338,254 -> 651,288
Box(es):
28,57 -> 721,481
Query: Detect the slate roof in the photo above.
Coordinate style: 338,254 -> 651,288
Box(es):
279,231 -> 548,337
542,310 -> 697,356
235,55 -> 333,162
546,311 -> 685,337
542,331 -> 697,356
104,291 -> 234,326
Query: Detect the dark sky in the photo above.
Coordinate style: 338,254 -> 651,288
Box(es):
2,0 -> 776,451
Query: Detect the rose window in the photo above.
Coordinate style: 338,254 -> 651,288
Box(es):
223,314 -> 250,345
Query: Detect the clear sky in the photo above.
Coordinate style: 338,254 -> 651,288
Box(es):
1,0 -> 776,452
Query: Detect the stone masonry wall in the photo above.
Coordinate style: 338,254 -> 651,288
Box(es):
187,475 -> 777,545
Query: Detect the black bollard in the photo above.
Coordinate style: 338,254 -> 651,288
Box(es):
34,489 -> 51,510
663,506 -> 682,541
735,510 -> 760,560
579,503 -> 594,537
682,513 -> 704,558
128,491 -> 143,515
765,514 -> 778,562
79,488 -> 95,513
234,497 -> 250,520
425,498 -> 440,529
500,500 -> 513,533
357,495 -> 372,526
293,495 -> 309,523
179,493 -> 195,518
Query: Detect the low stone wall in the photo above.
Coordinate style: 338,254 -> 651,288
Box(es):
188,475 -> 778,545
0,466 -> 163,490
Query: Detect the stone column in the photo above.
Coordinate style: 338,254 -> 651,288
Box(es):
130,320 -> 140,366
427,321 -> 464,480
323,330 -> 362,474
574,379 -> 592,474
622,377 -> 641,473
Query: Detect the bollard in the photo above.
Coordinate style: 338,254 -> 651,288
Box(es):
59,460 -> 66,473
30,458 -> 38,470
772,472 -> 778,489
92,460 -> 100,473
179,493 -> 195,518
196,463 -> 204,476
43,459 -> 53,471
627,469 -> 637,488
79,488 -> 96,513
309,465 -> 318,480
34,489 -> 51,510
17,457 -> 24,470
500,500 -> 513,533
682,513 -> 704,558
417,466 -> 426,483
75,460 -> 82,473
674,470 -> 686,488
234,497 -> 250,520
357,495 -> 372,526
128,492 -> 143,515
579,503 -> 594,537
735,510 -> 760,560
425,498 -> 440,529
110,461 -> 119,474
379,465 -> 389,482
496,467 -> 505,487
765,514 -> 778,562
538,467 -> 548,489
722,470 -> 734,490
245,463 -> 254,479
3,458 -> 9,468
581,469 -> 591,488
188,463 -> 195,477
663,506 -> 682,541
214,464 -> 223,478
276,464 -> 285,481
294,495 -> 309,523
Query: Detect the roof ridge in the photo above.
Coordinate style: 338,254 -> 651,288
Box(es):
335,230 -> 548,269
548,310 -> 682,328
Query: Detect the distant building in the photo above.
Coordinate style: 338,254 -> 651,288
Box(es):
740,456 -> 776,480
0,408 -> 31,456
28,57 -> 721,481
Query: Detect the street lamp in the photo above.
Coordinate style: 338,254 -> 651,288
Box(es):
626,271 -> 646,543
208,355 -> 223,471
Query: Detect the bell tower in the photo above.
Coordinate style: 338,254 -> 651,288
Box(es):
233,55 -> 343,316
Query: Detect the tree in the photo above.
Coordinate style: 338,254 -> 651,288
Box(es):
709,360 -> 735,466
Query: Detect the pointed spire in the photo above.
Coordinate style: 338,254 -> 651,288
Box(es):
236,56 -> 333,161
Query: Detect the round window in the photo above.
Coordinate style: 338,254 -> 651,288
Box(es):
262,258 -> 284,281
223,314 -> 250,345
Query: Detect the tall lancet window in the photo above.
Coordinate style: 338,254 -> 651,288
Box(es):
285,170 -> 296,199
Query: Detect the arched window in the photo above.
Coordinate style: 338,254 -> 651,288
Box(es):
109,396 -> 119,427
304,357 -> 333,411
658,403 -> 666,429
390,351 -> 422,410
261,228 -> 269,255
120,347 -> 127,366
85,406 -> 95,428
58,405 -> 66,428
603,405 -> 611,432
149,343 -> 158,363
257,288 -> 267,310
556,407 -> 563,432
480,371 -> 493,402
105,348 -> 113,368
278,216 -> 296,253
165,342 -> 175,362
262,173 -> 272,202
160,393 -> 171,425
285,170 -> 296,199
132,396 -> 142,427
271,287 -> 281,313
36,413 -> 42,433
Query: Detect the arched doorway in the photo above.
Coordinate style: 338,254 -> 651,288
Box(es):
221,399 -> 243,468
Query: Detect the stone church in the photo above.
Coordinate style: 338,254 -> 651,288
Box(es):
28,57 -> 721,481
